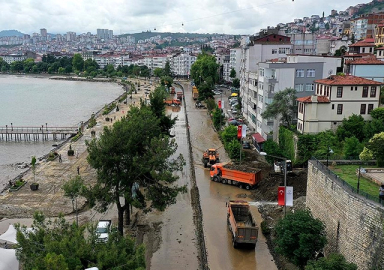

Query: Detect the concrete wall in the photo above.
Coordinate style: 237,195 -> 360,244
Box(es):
306,160 -> 384,269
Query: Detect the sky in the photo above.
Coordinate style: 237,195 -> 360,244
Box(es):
0,0 -> 366,35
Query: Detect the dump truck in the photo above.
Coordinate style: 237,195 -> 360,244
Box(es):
177,91 -> 183,100
192,86 -> 199,100
164,99 -> 181,106
210,163 -> 262,190
202,148 -> 220,168
227,200 -> 258,248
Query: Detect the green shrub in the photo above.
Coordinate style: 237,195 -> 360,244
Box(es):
260,220 -> 271,235
47,151 -> 58,161
102,102 -> 116,115
71,132 -> 83,142
87,116 -> 97,128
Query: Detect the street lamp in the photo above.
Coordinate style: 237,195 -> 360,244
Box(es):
260,151 -> 287,217
326,146 -> 334,167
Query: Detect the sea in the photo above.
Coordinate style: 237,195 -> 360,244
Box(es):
0,75 -> 124,188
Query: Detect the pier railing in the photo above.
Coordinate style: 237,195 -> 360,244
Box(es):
0,126 -> 78,141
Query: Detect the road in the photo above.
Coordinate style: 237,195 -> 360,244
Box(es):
181,82 -> 278,270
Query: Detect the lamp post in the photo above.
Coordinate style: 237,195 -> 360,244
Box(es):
326,146 -> 334,167
260,152 -> 287,216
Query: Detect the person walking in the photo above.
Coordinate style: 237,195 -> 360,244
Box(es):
77,166 -> 80,175
379,184 -> 384,203
58,154 -> 62,163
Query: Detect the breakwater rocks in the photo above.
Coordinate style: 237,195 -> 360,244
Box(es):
50,76 -> 116,83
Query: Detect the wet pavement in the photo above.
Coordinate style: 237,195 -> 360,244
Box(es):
183,82 -> 277,270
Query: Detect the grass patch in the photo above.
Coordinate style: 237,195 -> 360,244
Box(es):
331,165 -> 379,197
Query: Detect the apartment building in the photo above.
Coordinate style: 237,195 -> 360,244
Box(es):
239,34 -> 293,135
170,53 -> 197,77
229,48 -> 241,80
347,57 -> 384,82
297,75 -> 382,134
249,54 -> 341,139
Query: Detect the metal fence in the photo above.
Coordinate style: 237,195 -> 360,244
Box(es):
309,157 -> 384,207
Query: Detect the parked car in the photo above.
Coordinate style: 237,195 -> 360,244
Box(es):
96,220 -> 112,242
195,101 -> 206,109
242,141 -> 251,149
229,120 -> 239,126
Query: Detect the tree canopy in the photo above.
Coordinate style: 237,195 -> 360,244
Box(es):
361,132 -> 384,166
305,253 -> 357,270
261,88 -> 297,127
190,53 -> 219,99
274,209 -> 327,268
86,105 -> 185,235
15,212 -> 145,270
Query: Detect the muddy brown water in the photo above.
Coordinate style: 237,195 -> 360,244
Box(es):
154,82 -> 278,270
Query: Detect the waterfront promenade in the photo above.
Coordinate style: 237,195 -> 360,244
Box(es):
0,78 -> 152,218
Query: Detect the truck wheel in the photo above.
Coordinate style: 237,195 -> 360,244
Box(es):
204,162 -> 207,168
232,239 -> 238,249
222,179 -> 226,184
245,185 -> 251,190
239,184 -> 243,189
213,176 -> 218,182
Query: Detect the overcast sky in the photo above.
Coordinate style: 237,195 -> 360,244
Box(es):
1,0 -> 366,35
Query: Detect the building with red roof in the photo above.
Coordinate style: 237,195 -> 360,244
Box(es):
297,74 -> 382,134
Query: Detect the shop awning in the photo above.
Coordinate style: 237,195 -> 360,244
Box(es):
251,133 -> 266,144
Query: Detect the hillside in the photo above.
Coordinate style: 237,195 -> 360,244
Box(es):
120,31 -> 238,42
355,0 -> 384,16
0,30 -> 24,37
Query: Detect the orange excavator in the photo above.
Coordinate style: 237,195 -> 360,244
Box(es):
202,148 -> 220,168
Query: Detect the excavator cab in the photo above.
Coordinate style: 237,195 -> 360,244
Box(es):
202,148 -> 220,168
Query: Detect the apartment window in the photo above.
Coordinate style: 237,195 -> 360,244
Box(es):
306,69 -> 315,77
295,84 -> 304,92
336,87 -> 343,98
259,68 -> 264,77
362,86 -> 368,97
370,86 -> 377,97
306,83 -> 314,91
337,104 -> 343,114
296,69 -> 304,77
351,86 -> 353,91
360,104 -> 366,114
368,104 -> 374,114
332,104 -> 335,110
272,49 -> 277,54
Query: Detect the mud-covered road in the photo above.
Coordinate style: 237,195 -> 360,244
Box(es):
181,82 -> 278,270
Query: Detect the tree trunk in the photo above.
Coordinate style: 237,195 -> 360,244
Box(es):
117,204 -> 124,235
124,201 -> 131,226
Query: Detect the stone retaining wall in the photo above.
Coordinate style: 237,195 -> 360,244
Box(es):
307,160 -> 384,269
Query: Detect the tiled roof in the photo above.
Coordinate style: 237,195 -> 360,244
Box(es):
315,75 -> 382,85
348,58 -> 384,64
297,96 -> 330,103
349,39 -> 375,47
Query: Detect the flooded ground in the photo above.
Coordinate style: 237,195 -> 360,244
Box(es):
181,82 -> 277,270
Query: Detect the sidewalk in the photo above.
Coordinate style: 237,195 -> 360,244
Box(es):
0,79 -> 152,218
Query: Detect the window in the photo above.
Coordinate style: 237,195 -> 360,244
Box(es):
351,86 -> 353,91
306,69 -> 315,77
370,86 -> 377,97
360,104 -> 366,114
306,83 -> 314,91
272,49 -> 277,54
368,104 -> 374,114
362,86 -> 368,97
332,104 -> 335,110
259,68 -> 264,77
295,84 -> 304,92
337,104 -> 343,114
337,87 -> 343,98
296,69 -> 304,77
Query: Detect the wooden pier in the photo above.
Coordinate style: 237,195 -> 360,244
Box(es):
0,125 -> 79,141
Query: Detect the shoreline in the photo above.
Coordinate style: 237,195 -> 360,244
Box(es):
0,77 -> 128,193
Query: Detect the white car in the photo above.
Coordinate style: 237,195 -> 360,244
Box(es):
96,220 -> 112,242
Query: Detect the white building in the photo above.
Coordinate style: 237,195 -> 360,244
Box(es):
297,75 -> 382,134
230,48 -> 241,80
246,54 -> 341,139
239,33 -> 293,135
170,53 -> 197,77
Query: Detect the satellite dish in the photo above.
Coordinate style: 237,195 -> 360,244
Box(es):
328,69 -> 333,75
